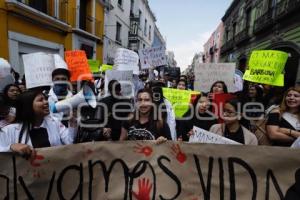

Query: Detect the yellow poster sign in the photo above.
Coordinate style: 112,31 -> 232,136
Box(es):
88,60 -> 100,73
243,50 -> 288,86
100,64 -> 113,72
163,88 -> 200,118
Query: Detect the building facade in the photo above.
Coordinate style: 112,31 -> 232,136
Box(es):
152,25 -> 166,48
0,0 -> 105,76
203,22 -> 224,63
103,0 -> 156,64
220,0 -> 300,88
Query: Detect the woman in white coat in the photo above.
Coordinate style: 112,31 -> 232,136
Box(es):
0,89 -> 77,157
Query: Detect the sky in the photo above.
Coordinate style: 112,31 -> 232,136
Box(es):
148,0 -> 233,71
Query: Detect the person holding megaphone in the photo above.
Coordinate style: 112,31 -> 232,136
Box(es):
0,89 -> 77,157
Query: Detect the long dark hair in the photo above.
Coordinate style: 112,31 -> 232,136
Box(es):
15,90 -> 46,143
210,81 -> 228,94
3,84 -> 21,107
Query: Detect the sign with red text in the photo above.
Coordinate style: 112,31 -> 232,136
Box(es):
1,142 -> 300,199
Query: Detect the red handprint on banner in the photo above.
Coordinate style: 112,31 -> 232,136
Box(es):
132,178 -> 153,200
171,144 -> 187,164
30,153 -> 45,167
134,143 -> 153,157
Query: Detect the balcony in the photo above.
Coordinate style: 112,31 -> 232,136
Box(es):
220,39 -> 234,54
235,27 -> 250,45
253,9 -> 274,34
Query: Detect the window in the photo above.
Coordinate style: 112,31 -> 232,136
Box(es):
149,25 -> 152,40
144,19 -> 147,36
143,44 -> 146,49
18,0 -> 47,14
116,22 -> 122,44
139,10 -> 142,27
118,0 -> 123,8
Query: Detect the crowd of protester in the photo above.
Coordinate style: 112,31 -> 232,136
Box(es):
1,65 -> 300,159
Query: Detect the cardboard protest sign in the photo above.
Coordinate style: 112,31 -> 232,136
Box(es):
189,126 -> 241,144
0,58 -> 14,92
100,64 -> 113,72
22,52 -> 55,89
243,50 -> 288,86
88,60 -> 100,73
162,88 -> 200,118
194,63 -> 236,92
114,48 -> 139,75
105,70 -> 134,97
139,46 -> 167,69
65,50 -> 93,82
234,72 -> 244,92
1,142 -> 300,199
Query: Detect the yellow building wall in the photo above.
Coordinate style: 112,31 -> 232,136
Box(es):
0,9 -> 9,59
95,2 -> 104,63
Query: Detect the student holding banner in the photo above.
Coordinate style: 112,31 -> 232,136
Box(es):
0,89 -> 77,155
266,87 -> 300,147
177,94 -> 218,141
209,99 -> 258,145
177,80 -> 187,90
120,89 -> 171,142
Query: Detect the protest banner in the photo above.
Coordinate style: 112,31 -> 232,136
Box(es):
162,88 -> 200,118
105,70 -> 134,97
1,142 -> 300,199
139,46 -> 167,69
88,60 -> 100,73
243,50 -> 289,86
65,50 -> 93,82
189,126 -> 241,145
114,48 -> 139,75
22,52 -> 55,89
100,64 -> 113,72
0,58 -> 14,92
194,63 -> 236,92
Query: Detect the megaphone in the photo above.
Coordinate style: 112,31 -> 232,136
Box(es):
50,85 -> 97,113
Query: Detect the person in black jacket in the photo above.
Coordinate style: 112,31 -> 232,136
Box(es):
97,80 -> 133,141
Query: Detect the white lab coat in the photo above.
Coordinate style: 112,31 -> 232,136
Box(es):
164,98 -> 177,141
0,115 -> 76,152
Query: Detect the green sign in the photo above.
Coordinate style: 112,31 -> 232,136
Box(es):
163,88 -> 200,118
100,64 -> 113,72
243,50 -> 288,86
88,60 -> 100,73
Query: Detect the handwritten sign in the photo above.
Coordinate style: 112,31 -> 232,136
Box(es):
194,63 -> 236,92
1,142 -> 300,199
65,50 -> 93,82
88,60 -> 100,73
190,126 -> 241,144
105,70 -> 134,97
243,50 -> 288,86
162,88 -> 200,118
114,48 -> 139,75
22,52 -> 55,89
139,46 -> 167,69
53,54 -> 68,69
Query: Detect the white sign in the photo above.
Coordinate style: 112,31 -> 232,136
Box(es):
189,126 -> 241,145
234,73 -> 244,92
139,46 -> 167,69
0,58 -> 14,92
22,52 -> 55,89
105,70 -> 134,98
194,63 -> 236,92
53,54 -> 68,69
114,48 -> 139,75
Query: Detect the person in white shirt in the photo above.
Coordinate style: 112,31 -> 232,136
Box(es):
48,68 -> 73,125
0,89 -> 77,158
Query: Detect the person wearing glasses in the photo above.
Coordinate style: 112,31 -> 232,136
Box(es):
209,99 -> 258,145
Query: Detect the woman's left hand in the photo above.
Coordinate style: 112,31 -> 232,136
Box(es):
155,136 -> 167,145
